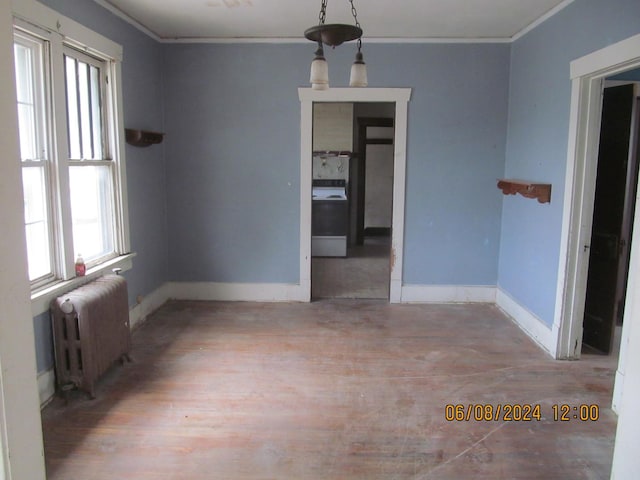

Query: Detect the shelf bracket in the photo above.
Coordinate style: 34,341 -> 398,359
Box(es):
497,179 -> 551,204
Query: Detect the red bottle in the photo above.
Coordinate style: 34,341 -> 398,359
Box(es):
75,254 -> 86,276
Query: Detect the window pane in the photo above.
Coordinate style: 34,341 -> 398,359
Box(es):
14,43 -> 37,161
14,44 -> 33,105
65,56 -> 81,159
69,165 -> 114,262
14,33 -> 54,283
90,65 -> 103,159
78,61 -> 92,158
65,53 -> 104,160
17,103 -> 37,160
21,166 -> 52,280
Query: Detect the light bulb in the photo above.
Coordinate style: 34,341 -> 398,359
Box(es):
310,45 -> 329,90
349,51 -> 367,87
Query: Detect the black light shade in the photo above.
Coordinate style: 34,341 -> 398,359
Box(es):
304,24 -> 362,47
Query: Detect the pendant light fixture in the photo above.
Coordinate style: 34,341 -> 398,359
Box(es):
304,0 -> 368,89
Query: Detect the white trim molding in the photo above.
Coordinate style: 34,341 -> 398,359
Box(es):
497,288 -> 556,356
298,88 -> 411,304
13,0 -> 123,60
167,282 -> 308,303
129,282 -> 173,330
86,0 -> 573,46
555,33 -> 640,363
511,0 -> 576,42
166,281 -> 496,305
400,285 -> 496,303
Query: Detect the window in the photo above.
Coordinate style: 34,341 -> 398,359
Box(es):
12,12 -> 130,295
14,31 -> 54,285
64,48 -> 116,264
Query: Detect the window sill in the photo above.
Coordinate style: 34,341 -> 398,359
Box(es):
31,252 -> 136,317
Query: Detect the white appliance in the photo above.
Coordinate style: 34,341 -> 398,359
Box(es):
312,179 -> 348,257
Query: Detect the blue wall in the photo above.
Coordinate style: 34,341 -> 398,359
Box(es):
163,44 -> 306,283
164,42 -> 510,285
395,44 -> 509,285
499,0 -> 640,326
33,311 -> 53,373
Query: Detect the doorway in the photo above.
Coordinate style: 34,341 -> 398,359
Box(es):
311,105 -> 395,299
556,34 -> 640,415
298,88 -> 412,303
556,37 -> 640,364
582,83 -> 640,355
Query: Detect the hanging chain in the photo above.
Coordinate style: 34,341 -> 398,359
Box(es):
319,0 -> 360,28
348,0 -> 362,51
348,0 -> 360,29
319,0 -> 327,25
316,0 -> 362,49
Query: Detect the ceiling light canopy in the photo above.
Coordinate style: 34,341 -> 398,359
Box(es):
304,0 -> 368,90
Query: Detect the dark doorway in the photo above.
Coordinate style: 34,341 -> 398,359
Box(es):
583,84 -> 640,354
353,117 -> 394,245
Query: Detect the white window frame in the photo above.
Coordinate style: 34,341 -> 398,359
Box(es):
13,0 -> 133,316
13,28 -> 58,289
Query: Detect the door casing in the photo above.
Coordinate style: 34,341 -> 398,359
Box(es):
556,34 -> 640,360
298,88 -> 411,303
555,34 -> 640,413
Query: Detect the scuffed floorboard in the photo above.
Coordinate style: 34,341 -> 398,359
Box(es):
42,300 -> 617,479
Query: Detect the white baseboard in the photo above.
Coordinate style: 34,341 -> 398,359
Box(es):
167,282 -> 308,302
496,288 -> 555,356
129,282 -> 173,330
38,368 -> 55,407
400,285 -> 497,303
168,282 -> 498,304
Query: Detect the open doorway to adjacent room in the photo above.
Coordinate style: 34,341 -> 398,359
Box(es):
311,102 -> 395,300
582,80 -> 640,357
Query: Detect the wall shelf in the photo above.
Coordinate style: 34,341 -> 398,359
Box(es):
497,179 -> 551,204
125,128 -> 164,147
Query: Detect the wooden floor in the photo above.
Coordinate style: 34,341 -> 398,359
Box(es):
42,300 -> 617,479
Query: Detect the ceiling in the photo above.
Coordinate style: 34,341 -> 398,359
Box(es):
98,0 -> 573,42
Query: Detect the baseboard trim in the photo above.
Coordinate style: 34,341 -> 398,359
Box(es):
167,282 -> 308,302
400,285 -> 497,303
38,368 -> 55,408
129,282 -> 173,330
496,288 -> 555,356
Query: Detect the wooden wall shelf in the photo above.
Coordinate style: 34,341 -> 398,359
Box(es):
497,179 -> 551,204
125,129 -> 164,147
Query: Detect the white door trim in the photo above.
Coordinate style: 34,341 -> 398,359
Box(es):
555,33 -> 640,362
298,88 -> 412,303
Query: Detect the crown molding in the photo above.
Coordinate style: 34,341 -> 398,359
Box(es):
93,0 -> 162,42
511,0 -> 575,42
94,0 -> 574,46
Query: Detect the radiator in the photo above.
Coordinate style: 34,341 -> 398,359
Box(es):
50,274 -> 131,398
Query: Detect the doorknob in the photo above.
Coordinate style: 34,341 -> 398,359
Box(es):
583,244 -> 590,252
